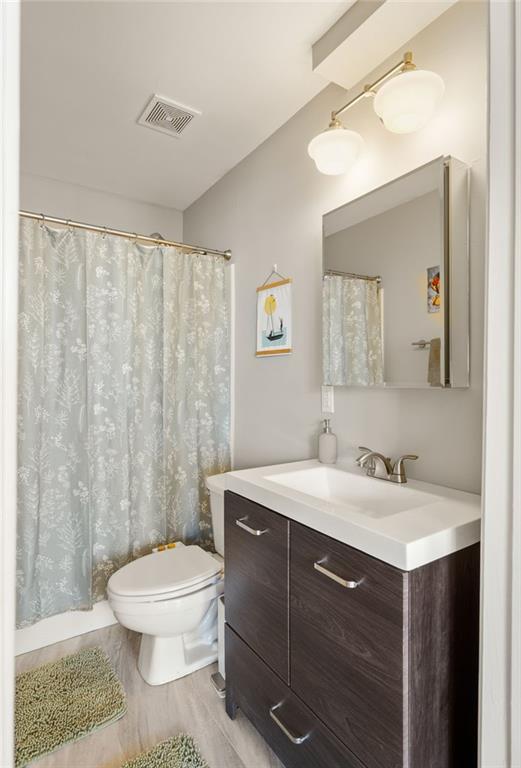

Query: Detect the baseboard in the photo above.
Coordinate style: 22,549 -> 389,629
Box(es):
15,600 -> 118,656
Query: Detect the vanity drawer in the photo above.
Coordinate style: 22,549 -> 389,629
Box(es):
224,491 -> 289,682
225,625 -> 365,768
290,521 -> 406,768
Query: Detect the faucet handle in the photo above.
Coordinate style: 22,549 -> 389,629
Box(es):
391,454 -> 418,483
356,446 -> 373,464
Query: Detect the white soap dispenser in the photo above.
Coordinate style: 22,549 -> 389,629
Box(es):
318,418 -> 337,464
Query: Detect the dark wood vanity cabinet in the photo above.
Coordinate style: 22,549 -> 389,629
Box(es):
291,523 -> 405,768
224,491 -> 480,768
226,625 -> 366,768
224,491 -> 289,682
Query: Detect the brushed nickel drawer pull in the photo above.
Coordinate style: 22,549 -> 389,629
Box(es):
314,560 -> 361,589
235,517 -> 268,536
269,702 -> 310,745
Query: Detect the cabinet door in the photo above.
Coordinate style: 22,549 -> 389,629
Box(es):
225,491 -> 289,682
226,626 -> 366,768
290,521 -> 406,768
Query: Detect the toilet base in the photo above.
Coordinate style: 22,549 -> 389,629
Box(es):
138,632 -> 218,686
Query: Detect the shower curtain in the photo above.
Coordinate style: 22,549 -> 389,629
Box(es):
17,218 -> 230,627
322,274 -> 384,387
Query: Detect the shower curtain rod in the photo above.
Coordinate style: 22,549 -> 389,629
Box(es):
325,268 -> 381,283
19,210 -> 232,260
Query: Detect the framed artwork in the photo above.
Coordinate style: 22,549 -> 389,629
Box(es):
427,265 -> 441,313
256,277 -> 292,356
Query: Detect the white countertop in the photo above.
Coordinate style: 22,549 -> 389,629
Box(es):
224,459 -> 481,571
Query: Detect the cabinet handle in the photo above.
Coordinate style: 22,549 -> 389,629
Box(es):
314,560 -> 361,589
269,702 -> 310,745
235,517 -> 268,536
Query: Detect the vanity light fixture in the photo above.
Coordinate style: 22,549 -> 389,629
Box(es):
308,51 -> 445,175
307,118 -> 365,176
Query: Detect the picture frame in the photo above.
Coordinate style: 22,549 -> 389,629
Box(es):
427,265 -> 441,313
256,277 -> 292,356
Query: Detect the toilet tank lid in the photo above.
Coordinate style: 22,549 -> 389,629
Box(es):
107,545 -> 222,598
206,472 -> 227,495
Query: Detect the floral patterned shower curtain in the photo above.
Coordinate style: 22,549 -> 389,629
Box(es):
322,274 -> 384,387
17,218 -> 230,627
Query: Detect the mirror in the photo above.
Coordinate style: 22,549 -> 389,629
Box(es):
322,156 -> 469,389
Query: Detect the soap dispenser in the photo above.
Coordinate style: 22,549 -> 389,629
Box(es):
318,419 -> 337,464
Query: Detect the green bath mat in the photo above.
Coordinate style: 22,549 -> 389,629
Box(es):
122,735 -> 209,768
15,646 -> 126,767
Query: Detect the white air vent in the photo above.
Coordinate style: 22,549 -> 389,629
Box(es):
137,94 -> 200,138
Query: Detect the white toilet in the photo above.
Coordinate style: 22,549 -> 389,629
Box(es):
107,473 -> 226,686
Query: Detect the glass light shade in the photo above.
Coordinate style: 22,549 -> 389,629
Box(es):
373,69 -> 445,134
308,125 -> 364,175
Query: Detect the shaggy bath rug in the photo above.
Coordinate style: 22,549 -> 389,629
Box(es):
15,646 -> 127,767
122,735 -> 209,768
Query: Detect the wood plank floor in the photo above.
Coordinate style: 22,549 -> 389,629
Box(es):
15,624 -> 284,768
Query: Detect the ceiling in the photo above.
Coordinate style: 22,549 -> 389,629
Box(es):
21,1 -> 351,211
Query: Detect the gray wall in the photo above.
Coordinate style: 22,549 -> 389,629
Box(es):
184,1 -> 487,493
20,174 -> 183,241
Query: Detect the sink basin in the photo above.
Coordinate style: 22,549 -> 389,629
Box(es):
265,465 -> 442,518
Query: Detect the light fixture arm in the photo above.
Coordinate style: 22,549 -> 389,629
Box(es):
332,51 -> 415,122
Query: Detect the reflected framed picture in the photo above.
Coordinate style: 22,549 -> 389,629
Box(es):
256,278 -> 292,356
427,265 -> 441,313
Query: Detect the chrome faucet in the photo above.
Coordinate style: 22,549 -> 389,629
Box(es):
356,446 -> 418,484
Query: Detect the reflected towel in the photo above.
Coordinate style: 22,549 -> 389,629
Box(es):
428,337 -> 441,387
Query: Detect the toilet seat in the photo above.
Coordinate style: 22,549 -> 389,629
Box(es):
107,544 -> 222,604
108,579 -> 224,619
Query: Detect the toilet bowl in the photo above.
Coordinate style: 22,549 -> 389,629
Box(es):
107,472 -> 227,686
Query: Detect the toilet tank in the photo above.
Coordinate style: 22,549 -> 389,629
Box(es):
206,473 -> 227,556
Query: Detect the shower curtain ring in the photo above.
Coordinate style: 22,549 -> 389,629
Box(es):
102,226 -> 108,240
66,219 -> 72,231
39,213 -> 45,229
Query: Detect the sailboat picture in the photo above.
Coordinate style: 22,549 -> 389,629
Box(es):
256,277 -> 292,356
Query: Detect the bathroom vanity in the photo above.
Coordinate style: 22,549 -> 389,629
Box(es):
224,460 -> 481,768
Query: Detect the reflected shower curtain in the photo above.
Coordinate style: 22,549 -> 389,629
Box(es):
17,218 -> 230,627
323,274 -> 384,386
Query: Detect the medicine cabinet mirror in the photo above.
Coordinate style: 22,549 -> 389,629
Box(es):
322,156 -> 469,389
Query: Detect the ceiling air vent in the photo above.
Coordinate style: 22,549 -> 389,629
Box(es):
137,94 -> 200,138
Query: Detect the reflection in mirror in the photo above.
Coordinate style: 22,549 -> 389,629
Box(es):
323,272 -> 383,386
322,156 -> 469,389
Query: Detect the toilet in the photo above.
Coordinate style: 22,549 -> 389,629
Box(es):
107,472 -> 227,686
